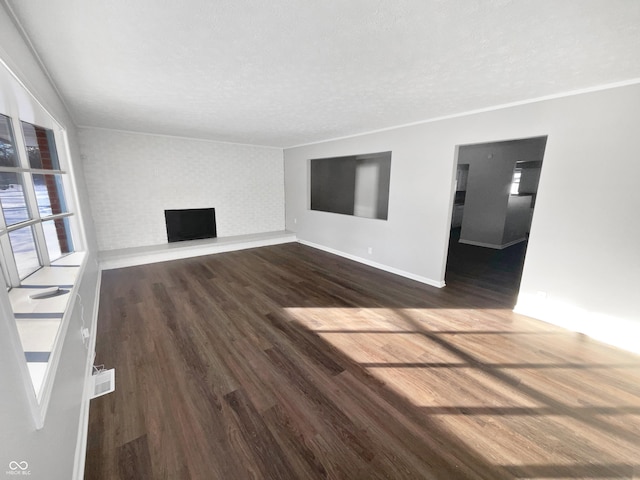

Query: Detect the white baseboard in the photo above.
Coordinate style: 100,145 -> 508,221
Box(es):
99,230 -> 297,270
459,237 -> 527,249
297,239 -> 445,288
515,293 -> 640,355
72,268 -> 102,480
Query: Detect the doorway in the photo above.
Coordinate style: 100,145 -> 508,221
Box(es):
445,136 -> 547,307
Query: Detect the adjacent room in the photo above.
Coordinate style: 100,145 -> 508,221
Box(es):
1,1 -> 639,479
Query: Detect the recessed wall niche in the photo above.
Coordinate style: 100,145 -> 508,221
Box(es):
310,151 -> 391,220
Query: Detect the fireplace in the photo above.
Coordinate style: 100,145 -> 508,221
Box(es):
164,208 -> 217,243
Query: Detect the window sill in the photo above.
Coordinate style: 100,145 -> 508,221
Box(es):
10,251 -> 86,396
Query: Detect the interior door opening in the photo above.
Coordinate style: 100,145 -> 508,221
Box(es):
445,136 -> 547,307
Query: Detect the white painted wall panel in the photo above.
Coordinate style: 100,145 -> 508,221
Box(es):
284,83 -> 640,350
79,129 -> 285,251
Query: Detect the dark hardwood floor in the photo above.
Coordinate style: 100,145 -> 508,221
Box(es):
445,227 -> 527,307
86,242 -> 640,479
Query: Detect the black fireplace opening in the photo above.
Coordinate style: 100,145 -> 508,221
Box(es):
165,208 -> 217,243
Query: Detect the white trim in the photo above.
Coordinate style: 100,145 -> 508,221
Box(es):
59,129 -> 89,253
72,264 -> 101,480
297,239 -> 445,288
286,78 -> 640,149
0,286 -> 40,428
4,213 -> 73,234
35,252 -> 89,425
76,125 -> 284,150
458,237 -> 527,250
0,166 -> 66,174
514,293 -> 640,356
99,231 -> 297,270
0,55 -> 67,133
0,0 -> 78,126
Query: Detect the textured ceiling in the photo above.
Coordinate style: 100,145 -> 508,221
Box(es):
4,0 -> 640,147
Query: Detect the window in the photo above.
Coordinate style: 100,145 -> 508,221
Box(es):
1,111 -> 80,417
0,115 -> 76,284
0,171 -> 30,225
1,60 -> 85,428
0,114 -> 19,167
43,217 -> 73,261
510,168 -> 522,195
9,226 -> 41,278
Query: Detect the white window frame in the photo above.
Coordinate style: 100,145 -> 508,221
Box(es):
0,115 -> 76,285
0,57 -> 87,428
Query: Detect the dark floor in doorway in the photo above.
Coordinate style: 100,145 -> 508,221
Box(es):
445,227 -> 527,308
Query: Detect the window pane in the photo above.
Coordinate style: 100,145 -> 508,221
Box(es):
0,172 -> 30,226
510,169 -> 522,195
0,114 -> 19,167
43,217 -> 73,261
33,174 -> 68,217
21,122 -> 60,170
9,226 -> 41,278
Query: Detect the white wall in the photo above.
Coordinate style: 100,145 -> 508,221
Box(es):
284,82 -> 640,351
286,123 -> 455,286
503,195 -> 532,245
519,166 -> 541,193
0,4 -> 100,480
458,143 -> 517,247
79,128 -> 285,251
458,139 -> 543,248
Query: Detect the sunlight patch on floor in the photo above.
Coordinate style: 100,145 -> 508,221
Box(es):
282,305 -> 640,472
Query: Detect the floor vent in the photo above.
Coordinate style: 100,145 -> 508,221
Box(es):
90,368 -> 115,399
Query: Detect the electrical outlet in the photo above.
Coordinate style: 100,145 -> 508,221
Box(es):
367,247 -> 373,255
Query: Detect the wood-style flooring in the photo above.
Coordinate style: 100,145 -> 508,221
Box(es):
86,242 -> 640,479
445,227 -> 527,307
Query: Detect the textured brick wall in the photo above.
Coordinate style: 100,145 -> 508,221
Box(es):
78,128 -> 285,251
35,125 -> 71,253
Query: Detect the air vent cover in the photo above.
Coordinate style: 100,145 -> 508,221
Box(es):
90,368 -> 115,399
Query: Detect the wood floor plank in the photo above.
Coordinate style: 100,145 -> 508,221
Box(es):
260,404 -> 330,479
224,388 -> 299,480
117,435 -> 153,480
86,243 -> 640,479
